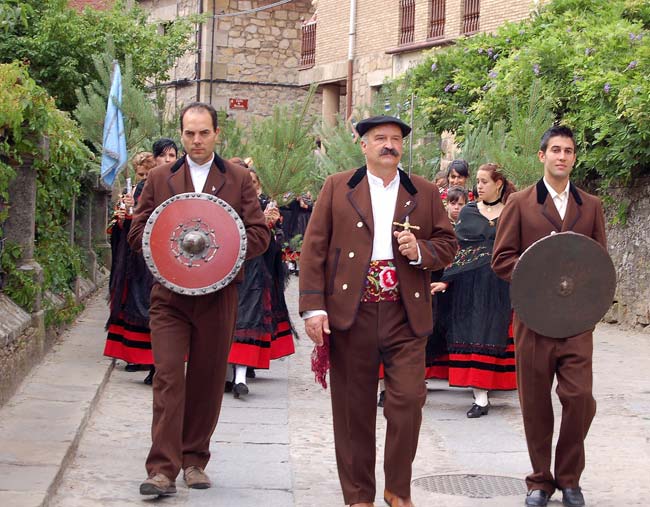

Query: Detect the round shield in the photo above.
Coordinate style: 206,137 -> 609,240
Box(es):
510,232 -> 616,338
142,193 -> 247,295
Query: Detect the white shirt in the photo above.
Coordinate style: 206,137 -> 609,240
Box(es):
368,170 -> 400,260
187,154 -> 214,193
543,177 -> 570,220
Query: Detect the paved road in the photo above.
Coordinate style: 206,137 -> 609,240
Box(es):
0,278 -> 648,506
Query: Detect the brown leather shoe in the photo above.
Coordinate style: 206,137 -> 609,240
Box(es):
384,489 -> 415,507
139,473 -> 176,496
183,465 -> 211,489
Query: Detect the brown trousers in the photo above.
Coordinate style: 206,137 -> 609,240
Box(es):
145,283 -> 238,480
330,301 -> 427,505
514,315 -> 596,494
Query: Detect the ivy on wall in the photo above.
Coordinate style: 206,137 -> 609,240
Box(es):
0,62 -> 90,310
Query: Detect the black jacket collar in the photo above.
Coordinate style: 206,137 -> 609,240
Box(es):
170,153 -> 226,174
347,166 -> 418,195
535,178 -> 582,205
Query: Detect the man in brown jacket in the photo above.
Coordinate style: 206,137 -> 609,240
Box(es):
299,115 -> 457,507
128,102 -> 270,496
492,125 -> 607,507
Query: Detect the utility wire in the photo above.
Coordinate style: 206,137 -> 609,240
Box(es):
212,0 -> 295,18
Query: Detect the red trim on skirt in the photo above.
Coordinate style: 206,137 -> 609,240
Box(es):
103,322 -> 153,365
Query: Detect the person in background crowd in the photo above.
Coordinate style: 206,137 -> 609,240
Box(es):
226,162 -> 296,398
446,186 -> 468,225
431,163 -> 517,418
447,159 -> 470,188
104,152 -> 157,384
424,186 -> 470,382
434,170 -> 448,191
128,102 -> 270,497
279,190 -> 313,275
152,138 -> 178,166
300,115 -> 457,507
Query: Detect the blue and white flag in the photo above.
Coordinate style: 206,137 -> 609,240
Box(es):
100,61 -> 127,187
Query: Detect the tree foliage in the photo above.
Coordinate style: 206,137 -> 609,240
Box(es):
74,45 -> 160,183
247,86 -> 318,202
0,62 -> 91,308
0,0 -> 196,111
385,0 -> 650,185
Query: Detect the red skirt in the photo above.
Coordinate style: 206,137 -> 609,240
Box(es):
103,314 -> 153,365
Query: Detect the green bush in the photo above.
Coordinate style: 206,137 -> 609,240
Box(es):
1,62 -> 90,310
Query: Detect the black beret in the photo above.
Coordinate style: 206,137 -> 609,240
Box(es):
356,115 -> 412,138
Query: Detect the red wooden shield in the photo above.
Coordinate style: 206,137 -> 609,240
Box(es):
142,193 -> 247,295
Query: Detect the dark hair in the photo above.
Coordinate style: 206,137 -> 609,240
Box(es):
447,159 -> 470,178
229,157 -> 249,168
477,163 -> 517,204
446,186 -> 468,204
152,138 -> 178,158
540,125 -> 575,152
180,102 -> 219,131
434,170 -> 447,181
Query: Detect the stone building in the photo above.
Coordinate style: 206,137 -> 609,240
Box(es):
136,0 -> 316,127
299,0 -> 545,124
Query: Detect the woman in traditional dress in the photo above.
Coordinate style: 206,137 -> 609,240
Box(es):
104,152 -> 157,384
431,164 -> 517,417
226,165 -> 296,398
425,186 -> 469,381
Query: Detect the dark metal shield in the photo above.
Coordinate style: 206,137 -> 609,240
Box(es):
510,231 -> 616,338
142,193 -> 247,295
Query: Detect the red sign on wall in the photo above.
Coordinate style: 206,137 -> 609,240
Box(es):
229,98 -> 249,110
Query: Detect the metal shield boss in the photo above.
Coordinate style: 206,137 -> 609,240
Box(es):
142,193 -> 247,295
510,231 -> 616,338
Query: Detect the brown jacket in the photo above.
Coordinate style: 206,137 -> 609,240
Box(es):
492,179 -> 607,281
298,166 -> 458,337
127,154 -> 270,283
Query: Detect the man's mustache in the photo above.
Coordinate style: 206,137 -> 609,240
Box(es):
380,147 -> 400,157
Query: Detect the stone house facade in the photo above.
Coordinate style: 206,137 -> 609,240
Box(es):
137,0 -> 316,127
299,0 -> 545,124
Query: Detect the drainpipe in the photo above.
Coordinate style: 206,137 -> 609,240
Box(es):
196,0 -> 204,101
208,0 -> 216,104
346,0 -> 357,119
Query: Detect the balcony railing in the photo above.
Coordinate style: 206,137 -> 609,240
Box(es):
399,0 -> 416,45
463,0 -> 480,34
300,21 -> 316,69
428,0 -> 445,39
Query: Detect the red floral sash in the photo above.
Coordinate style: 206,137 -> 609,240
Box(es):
361,260 -> 400,303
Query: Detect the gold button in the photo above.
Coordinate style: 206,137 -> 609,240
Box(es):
414,292 -> 420,298
342,283 -> 348,290
348,252 -> 355,258
356,221 -> 363,228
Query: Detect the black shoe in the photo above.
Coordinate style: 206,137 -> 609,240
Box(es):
561,487 -> 585,506
377,390 -> 386,408
224,380 -> 233,393
233,382 -> 249,399
525,489 -> 551,506
466,402 -> 490,418
125,363 -> 144,372
143,367 -> 155,385
246,367 -> 256,379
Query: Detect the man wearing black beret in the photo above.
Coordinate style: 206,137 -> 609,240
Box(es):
299,115 -> 457,506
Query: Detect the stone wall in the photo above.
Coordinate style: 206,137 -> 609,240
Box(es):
139,0 -> 317,129
603,178 -> 650,330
